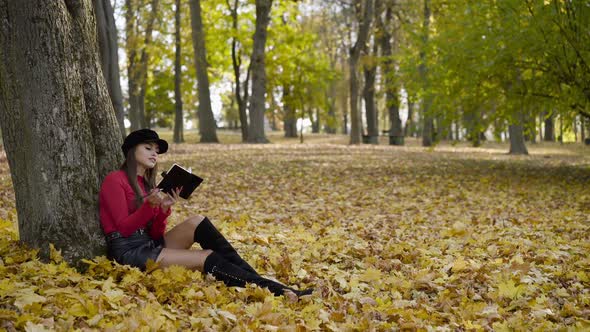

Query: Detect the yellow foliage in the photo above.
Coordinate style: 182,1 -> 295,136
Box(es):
0,142 -> 588,330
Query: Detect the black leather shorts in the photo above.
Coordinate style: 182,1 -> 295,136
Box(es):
107,231 -> 165,271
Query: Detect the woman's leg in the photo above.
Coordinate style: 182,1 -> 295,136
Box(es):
163,215 -> 205,249
192,216 -> 259,275
156,248 -> 212,271
164,214 -> 259,275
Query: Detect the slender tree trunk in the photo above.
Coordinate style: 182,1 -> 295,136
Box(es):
126,0 -> 159,131
559,115 -> 564,143
580,116 -> 586,143
379,4 -> 403,145
405,98 -> 414,137
189,0 -> 218,142
574,116 -> 579,142
509,124 -> 528,155
363,39 -> 378,144
544,112 -> 555,141
227,0 -> 249,142
173,0 -> 184,143
538,112 -> 544,142
349,0 -> 374,144
247,0 -> 272,143
420,0 -> 434,146
283,85 -> 297,137
139,81 -> 148,128
342,92 -> 349,135
309,108 -> 320,133
315,108 -> 320,134
125,0 -> 139,131
340,55 -> 349,135
0,0 -> 123,266
464,109 -> 482,147
95,0 -> 126,139
325,62 -> 337,134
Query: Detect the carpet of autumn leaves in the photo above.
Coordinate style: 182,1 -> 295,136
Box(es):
0,134 -> 589,331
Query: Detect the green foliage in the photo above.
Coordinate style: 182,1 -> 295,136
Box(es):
266,1 -> 339,129
396,0 -> 589,141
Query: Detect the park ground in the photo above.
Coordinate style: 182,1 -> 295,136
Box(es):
0,132 -> 589,330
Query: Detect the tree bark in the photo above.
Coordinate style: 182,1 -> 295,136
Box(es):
95,0 -> 126,139
173,0 -> 184,143
509,124 -> 529,155
420,0 -> 434,147
349,0 -> 374,144
226,0 -> 249,142
247,0 -> 272,143
190,0 -> 218,143
0,0 -> 124,266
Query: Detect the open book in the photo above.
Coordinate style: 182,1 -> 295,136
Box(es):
157,164 -> 203,199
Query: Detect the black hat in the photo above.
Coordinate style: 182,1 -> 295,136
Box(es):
122,129 -> 168,156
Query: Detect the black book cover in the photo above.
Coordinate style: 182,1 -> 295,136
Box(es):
157,164 -> 203,199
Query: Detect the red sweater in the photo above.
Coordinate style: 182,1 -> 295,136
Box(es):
99,170 -> 171,239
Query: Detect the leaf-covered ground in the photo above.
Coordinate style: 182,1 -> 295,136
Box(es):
1,134 -> 589,331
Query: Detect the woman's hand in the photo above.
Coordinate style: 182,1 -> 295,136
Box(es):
145,188 -> 164,207
160,187 -> 182,212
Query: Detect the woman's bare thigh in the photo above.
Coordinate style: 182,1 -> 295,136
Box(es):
163,215 -> 205,249
156,248 -> 212,272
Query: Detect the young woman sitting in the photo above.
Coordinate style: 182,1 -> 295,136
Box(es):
99,129 -> 312,297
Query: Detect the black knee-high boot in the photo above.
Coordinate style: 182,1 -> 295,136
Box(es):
194,217 -> 258,275
203,252 -> 313,297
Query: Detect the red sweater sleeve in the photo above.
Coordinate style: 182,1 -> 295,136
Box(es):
99,173 -> 158,237
149,207 -> 171,240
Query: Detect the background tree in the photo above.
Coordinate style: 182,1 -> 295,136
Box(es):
173,0 -> 184,143
419,0 -> 434,147
125,0 -> 160,130
189,0 -> 219,143
349,0 -> 374,144
247,0 -> 273,143
226,0 -> 252,142
0,0 -> 123,265
95,0 -> 126,138
378,1 -> 403,145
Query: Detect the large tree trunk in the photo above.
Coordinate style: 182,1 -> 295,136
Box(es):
95,0 -> 125,139
420,0 -> 434,147
227,0 -> 249,142
173,0 -> 184,143
349,0 -> 374,144
0,0 -> 124,266
189,0 -> 218,143
247,0 -> 272,143
509,124 -> 529,155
